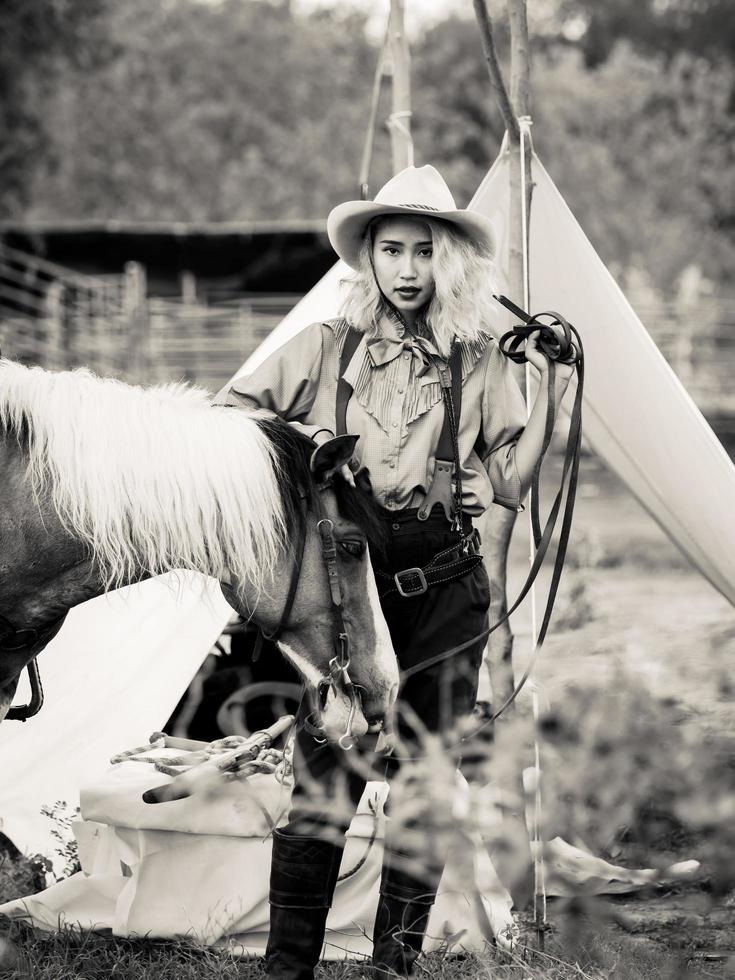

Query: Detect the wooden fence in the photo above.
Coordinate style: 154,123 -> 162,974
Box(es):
146,295 -> 300,394
0,243 -> 128,374
632,297 -> 735,417
1,244 -> 733,416
0,244 -> 301,391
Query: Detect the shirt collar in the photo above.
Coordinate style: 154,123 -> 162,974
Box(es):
356,314 -> 493,383
364,314 -> 441,375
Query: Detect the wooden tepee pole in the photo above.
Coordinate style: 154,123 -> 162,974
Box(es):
471,0 -> 535,723
472,0 -> 536,913
386,0 -> 412,173
507,0 -> 533,309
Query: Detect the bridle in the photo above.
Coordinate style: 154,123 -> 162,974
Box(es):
257,476 -> 362,752
0,550 -> 88,721
0,613 -> 68,721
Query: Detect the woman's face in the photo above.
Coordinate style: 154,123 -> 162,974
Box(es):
371,216 -> 434,321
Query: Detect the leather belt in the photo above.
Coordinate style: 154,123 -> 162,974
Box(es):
376,529 -> 482,599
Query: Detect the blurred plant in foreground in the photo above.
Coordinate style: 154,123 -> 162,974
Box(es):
325,669 -> 735,968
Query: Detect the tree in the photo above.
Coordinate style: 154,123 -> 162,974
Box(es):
0,0 -> 113,217
411,13 -> 735,287
554,0 -> 735,68
26,0 -> 383,222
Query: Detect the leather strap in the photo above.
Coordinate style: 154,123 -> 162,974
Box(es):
6,658 -> 44,721
495,294 -> 579,366
1,613 -> 69,722
258,495 -> 308,645
335,327 -> 363,437
435,342 -> 463,463
417,342 -> 463,522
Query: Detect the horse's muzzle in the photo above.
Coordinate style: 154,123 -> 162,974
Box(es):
363,689 -> 395,727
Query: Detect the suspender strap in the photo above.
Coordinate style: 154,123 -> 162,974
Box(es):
435,342 -> 462,462
335,327 -> 363,437
417,342 -> 462,522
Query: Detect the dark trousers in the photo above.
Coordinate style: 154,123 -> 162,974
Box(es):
277,504 -> 491,866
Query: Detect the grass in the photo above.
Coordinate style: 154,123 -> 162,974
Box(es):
0,914 -> 731,979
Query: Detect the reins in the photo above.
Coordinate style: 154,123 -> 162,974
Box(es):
386,301 -> 585,758
250,494 -> 309,660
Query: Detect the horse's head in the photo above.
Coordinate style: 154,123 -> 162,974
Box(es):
224,421 -> 399,744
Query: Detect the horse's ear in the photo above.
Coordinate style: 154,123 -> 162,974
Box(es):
310,434 -> 359,484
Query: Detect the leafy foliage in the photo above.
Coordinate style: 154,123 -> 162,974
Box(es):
0,0 -> 113,215
20,0 -> 384,223
555,0 -> 735,68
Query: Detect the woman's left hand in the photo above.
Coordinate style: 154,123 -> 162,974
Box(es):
524,329 -> 576,383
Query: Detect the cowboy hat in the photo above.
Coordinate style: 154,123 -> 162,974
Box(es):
327,165 -> 496,269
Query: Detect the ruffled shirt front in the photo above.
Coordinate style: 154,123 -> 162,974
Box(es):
343,319 -> 493,432
225,316 -> 527,516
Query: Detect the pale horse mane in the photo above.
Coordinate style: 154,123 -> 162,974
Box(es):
0,358 -> 288,597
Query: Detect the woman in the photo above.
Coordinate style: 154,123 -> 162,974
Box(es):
225,165 -> 573,980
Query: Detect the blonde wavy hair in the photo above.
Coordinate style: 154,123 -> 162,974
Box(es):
339,215 -> 499,359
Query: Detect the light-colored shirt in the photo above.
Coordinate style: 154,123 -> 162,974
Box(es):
225,317 -> 527,515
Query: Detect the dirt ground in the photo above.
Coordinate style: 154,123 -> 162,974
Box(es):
501,451 -> 735,970
503,451 -> 733,727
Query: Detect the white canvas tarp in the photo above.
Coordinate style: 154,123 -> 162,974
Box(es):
476,151 -> 735,604
0,575 -> 231,858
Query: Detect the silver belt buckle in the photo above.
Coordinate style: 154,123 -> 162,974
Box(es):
394,567 -> 428,597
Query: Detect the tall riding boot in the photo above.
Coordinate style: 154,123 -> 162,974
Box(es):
371,865 -> 438,979
265,827 -> 343,980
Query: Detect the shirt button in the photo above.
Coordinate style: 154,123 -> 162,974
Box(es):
403,353 -> 410,361
392,523 -> 400,531
398,388 -> 404,394
392,422 -> 398,428
389,461 -> 395,469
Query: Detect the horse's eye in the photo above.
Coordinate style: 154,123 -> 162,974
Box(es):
338,539 -> 365,559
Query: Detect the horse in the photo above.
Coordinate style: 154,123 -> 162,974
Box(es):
0,358 -> 398,742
